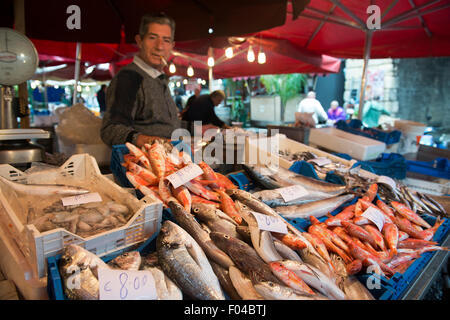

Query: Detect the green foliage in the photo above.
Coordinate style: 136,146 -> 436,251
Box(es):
260,74 -> 307,107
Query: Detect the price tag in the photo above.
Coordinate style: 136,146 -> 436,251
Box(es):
362,206 -> 386,232
62,192 -> 102,206
99,268 -> 157,300
166,163 -> 204,189
251,212 -> 288,234
308,157 -> 332,167
377,175 -> 397,190
277,185 -> 309,202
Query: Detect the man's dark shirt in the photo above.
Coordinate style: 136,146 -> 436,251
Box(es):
97,89 -> 106,112
183,94 -> 225,127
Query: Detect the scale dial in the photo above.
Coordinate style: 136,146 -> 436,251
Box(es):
0,28 -> 39,86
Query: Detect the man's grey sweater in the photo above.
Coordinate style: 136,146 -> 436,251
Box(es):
100,62 -> 180,147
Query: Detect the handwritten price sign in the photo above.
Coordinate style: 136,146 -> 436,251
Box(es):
62,192 -> 102,206
362,206 -> 386,232
277,185 -> 309,202
99,269 -> 157,300
251,212 -> 288,234
166,163 -> 204,189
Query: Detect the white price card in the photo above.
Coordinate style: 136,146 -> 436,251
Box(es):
277,185 -> 309,202
62,192 -> 102,207
166,163 -> 204,189
308,157 -> 332,167
251,212 -> 288,234
362,206 -> 386,232
99,268 -> 157,300
377,175 -> 397,190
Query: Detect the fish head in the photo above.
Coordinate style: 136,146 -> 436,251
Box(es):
110,251 -> 141,270
225,189 -> 238,197
209,232 -> 233,253
191,202 -> 216,220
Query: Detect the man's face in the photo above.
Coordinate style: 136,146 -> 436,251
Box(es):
135,23 -> 174,70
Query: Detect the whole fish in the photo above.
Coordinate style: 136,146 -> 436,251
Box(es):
191,202 -> 242,240
228,266 -> 264,300
127,162 -> 159,186
273,239 -> 303,262
275,194 -> 355,219
144,266 -> 183,300
185,180 -> 220,202
125,142 -> 151,169
59,244 -> 110,300
171,185 -> 192,213
254,282 -> 329,300
251,188 -> 336,207
0,176 -> 90,196
210,261 -> 242,300
391,201 -> 432,229
269,261 -> 316,295
156,220 -> 224,300
107,251 -> 141,271
145,142 -> 166,178
217,190 -> 242,224
168,201 -> 234,269
242,164 -> 288,189
209,232 -> 281,285
330,253 -> 375,300
249,164 -> 348,195
236,205 -> 283,263
198,161 -> 221,190
278,260 -> 346,300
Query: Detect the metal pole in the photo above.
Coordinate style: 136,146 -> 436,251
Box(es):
357,31 -> 373,120
73,42 -> 82,105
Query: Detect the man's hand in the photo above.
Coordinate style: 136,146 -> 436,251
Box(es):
135,134 -> 168,148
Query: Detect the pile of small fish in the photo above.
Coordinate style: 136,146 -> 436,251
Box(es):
122,141 -> 238,211
0,175 -> 132,237
29,199 -> 131,237
302,183 -> 448,278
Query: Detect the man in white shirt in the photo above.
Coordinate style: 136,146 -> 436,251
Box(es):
297,91 -> 328,126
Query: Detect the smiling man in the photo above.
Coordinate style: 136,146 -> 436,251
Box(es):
101,13 -> 181,147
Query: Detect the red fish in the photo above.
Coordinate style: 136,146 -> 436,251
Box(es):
391,201 -> 432,229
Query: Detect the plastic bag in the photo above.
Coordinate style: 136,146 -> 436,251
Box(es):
55,103 -> 103,145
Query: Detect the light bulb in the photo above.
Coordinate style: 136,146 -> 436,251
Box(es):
197,78 -> 202,84
187,65 -> 194,77
208,28 -> 214,34
176,82 -> 181,87
169,63 -> 176,73
207,56 -> 215,67
247,45 -> 255,62
202,80 -> 206,85
225,47 -> 233,58
258,50 -> 266,64
77,85 -> 82,92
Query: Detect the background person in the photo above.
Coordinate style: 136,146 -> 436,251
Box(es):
297,91 -> 328,126
327,100 -> 347,122
97,84 -> 107,117
101,13 -> 180,148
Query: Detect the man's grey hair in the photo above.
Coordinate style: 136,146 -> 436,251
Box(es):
331,100 -> 339,107
139,13 -> 176,40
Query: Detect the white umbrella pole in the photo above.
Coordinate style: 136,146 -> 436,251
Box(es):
208,66 -> 214,92
357,31 -> 373,120
73,42 -> 82,105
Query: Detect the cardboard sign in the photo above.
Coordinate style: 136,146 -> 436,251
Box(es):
251,212 -> 288,234
62,192 -> 102,206
277,185 -> 310,202
99,269 -> 157,300
166,163 -> 204,189
362,206 -> 386,232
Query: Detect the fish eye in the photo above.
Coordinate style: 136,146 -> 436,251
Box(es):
194,208 -> 199,213
224,235 -> 230,239
268,282 -> 274,287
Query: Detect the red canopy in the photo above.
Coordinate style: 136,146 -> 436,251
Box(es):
256,0 -> 450,59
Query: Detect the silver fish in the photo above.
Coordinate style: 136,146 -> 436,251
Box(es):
275,194 -> 355,219
251,188 -> 336,207
0,176 -> 90,196
141,266 -> 183,300
279,259 -> 346,300
191,202 -> 242,240
59,244 -> 110,300
254,281 -> 329,300
228,266 -> 264,300
169,201 -> 234,269
273,239 -> 302,262
156,220 -> 225,300
330,253 -> 374,300
108,251 -> 141,271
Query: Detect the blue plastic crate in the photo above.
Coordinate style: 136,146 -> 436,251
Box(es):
227,171 -> 255,191
351,153 -> 407,180
336,119 -> 402,145
47,220 -> 164,300
406,158 -> 450,180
